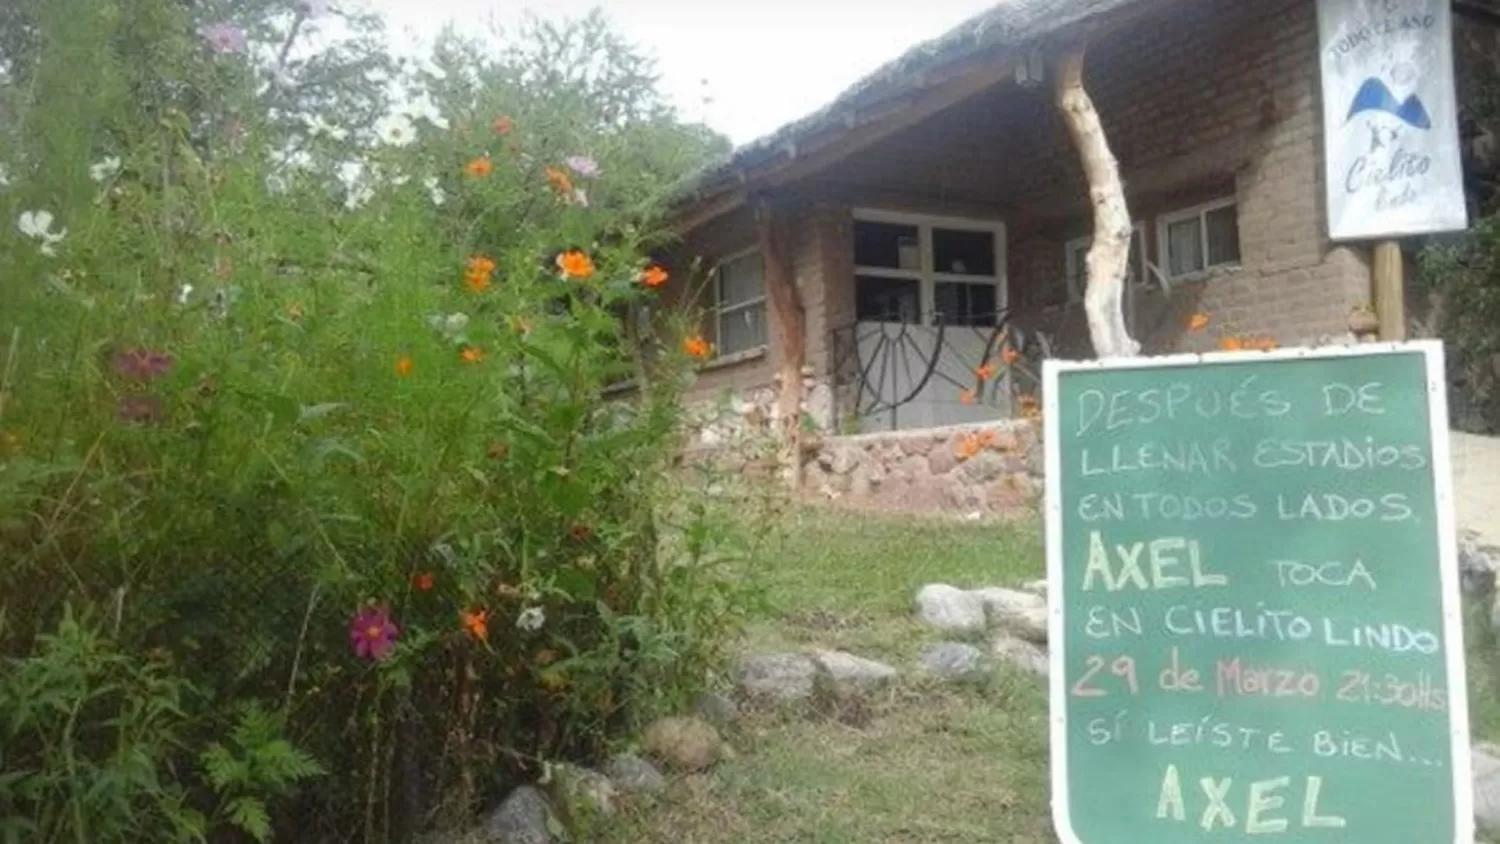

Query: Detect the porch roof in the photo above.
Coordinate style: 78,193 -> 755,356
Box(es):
666,0 -> 1169,231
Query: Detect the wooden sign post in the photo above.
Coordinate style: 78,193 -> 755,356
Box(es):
1044,342 -> 1471,843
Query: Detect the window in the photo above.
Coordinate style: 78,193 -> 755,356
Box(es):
852,210 -> 1006,327
1063,225 -> 1148,303
1156,198 -> 1241,279
713,250 -> 767,358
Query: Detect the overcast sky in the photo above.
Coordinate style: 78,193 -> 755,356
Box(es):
361,0 -> 998,146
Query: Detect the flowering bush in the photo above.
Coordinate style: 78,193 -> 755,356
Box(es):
0,2 -> 756,841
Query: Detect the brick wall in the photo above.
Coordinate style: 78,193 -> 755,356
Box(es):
671,0 -> 1374,407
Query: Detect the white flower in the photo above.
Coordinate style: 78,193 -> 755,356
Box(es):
572,188 -> 589,208
390,173 -> 411,187
516,606 -> 546,632
89,156 -> 121,183
17,210 -> 66,256
422,176 -> 446,207
425,311 -> 469,339
0,163 -> 11,188
176,283 -> 194,304
375,113 -> 416,147
303,114 -> 348,141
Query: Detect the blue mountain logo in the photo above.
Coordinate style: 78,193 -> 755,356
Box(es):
1346,77 -> 1431,129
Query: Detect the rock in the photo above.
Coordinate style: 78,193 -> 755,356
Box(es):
481,786 -> 557,844
1461,531 -> 1499,600
915,584 -> 987,632
603,754 -> 666,796
693,691 -> 740,729
920,642 -> 989,680
828,445 -> 860,475
961,451 -> 1007,483
737,652 -> 819,702
993,634 -> 1049,676
974,588 -> 1048,644
927,447 -> 958,476
812,650 -> 898,693
1475,745 -> 1500,830
642,716 -> 724,773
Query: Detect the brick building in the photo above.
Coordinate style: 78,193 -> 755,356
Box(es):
656,0 -> 1425,435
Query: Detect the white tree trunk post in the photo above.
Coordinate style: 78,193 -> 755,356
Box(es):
1055,46 -> 1141,359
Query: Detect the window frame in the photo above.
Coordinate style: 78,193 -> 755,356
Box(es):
1062,223 -> 1148,304
712,247 -> 769,360
851,208 -> 1008,326
1155,196 -> 1241,281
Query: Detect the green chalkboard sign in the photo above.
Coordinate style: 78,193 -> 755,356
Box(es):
1043,342 -> 1472,844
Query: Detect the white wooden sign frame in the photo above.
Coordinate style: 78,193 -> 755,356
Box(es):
1042,340 -> 1472,844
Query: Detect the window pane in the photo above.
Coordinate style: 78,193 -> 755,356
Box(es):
933,228 -> 996,276
1205,205 -> 1241,267
1128,233 -> 1145,284
1167,218 -> 1204,277
719,303 -> 766,355
854,221 -> 921,271
855,275 -> 921,322
718,254 -> 763,307
934,282 -> 998,327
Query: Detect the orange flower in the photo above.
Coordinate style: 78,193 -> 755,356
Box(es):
975,364 -> 997,381
467,255 -> 497,277
1188,312 -> 1211,332
460,345 -> 484,364
959,388 -> 977,406
956,433 -> 983,460
465,256 -> 496,293
413,572 -> 434,592
395,356 -> 415,377
1219,336 -> 1244,351
1018,394 -> 1041,420
555,250 -> 595,280
465,155 -> 494,178
544,166 -> 574,196
638,265 -> 669,289
683,335 -> 712,360
461,608 -> 489,641
1001,345 -> 1020,364
492,116 -> 514,136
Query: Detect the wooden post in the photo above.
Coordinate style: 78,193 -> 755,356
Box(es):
755,197 -> 807,488
1372,241 -> 1407,342
1055,45 -> 1140,359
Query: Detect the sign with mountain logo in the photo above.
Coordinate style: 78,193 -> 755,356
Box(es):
1044,342 -> 1472,844
1317,0 -> 1468,240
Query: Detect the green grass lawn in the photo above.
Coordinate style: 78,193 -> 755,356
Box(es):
603,506 -> 1500,843
603,507 -> 1056,844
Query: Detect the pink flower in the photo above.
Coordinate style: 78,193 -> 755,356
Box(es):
199,23 -> 247,55
116,395 -> 164,425
350,604 -> 398,660
565,155 -> 599,178
113,348 -> 174,381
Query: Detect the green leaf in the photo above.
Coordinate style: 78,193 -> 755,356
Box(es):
264,395 -> 301,430
226,796 -> 271,843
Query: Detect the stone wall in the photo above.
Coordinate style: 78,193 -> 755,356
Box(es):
802,419 -> 1043,518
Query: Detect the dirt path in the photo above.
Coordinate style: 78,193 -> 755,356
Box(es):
1453,431 -> 1500,546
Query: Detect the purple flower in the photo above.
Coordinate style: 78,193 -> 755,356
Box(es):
113,348 -> 174,382
199,23 -> 247,55
350,604 -> 398,660
297,0 -> 330,17
565,156 -> 600,178
116,395 -> 164,425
